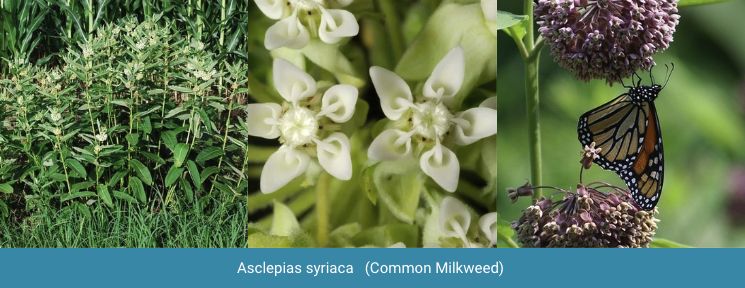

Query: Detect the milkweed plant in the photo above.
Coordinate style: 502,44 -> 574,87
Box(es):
497,0 -> 732,248
244,0 -> 497,248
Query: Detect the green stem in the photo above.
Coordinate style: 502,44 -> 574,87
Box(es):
499,233 -> 520,248
316,171 -> 330,247
523,0 -> 542,198
378,0 -> 405,62
209,85 -> 234,194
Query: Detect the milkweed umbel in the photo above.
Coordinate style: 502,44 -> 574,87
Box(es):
577,64 -> 674,211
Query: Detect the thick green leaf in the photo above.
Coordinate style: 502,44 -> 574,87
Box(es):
0,182 -> 13,194
172,143 -> 189,167
186,160 -> 201,189
130,177 -> 146,203
161,131 -> 178,151
199,166 -> 220,184
108,170 -> 128,188
0,199 -> 7,217
373,160 -> 422,224
496,10 -> 527,30
329,223 -> 362,247
112,190 -> 138,204
269,201 -> 300,237
97,184 -> 113,207
165,165 -> 184,187
65,158 -> 87,179
196,147 -> 224,162
61,191 -> 97,202
179,177 -> 194,203
130,159 -> 153,186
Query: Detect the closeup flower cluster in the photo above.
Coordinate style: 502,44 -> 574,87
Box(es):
534,0 -> 680,83
255,0 -> 359,50
247,58 -> 358,193
368,46 -> 498,192
511,182 -> 659,248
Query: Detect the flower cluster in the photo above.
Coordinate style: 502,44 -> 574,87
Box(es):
247,58 -> 358,193
534,0 -> 680,84
511,182 -> 659,248
254,0 -> 359,50
367,46 -> 498,192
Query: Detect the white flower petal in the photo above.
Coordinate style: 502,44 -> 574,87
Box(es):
437,196 -> 471,246
479,96 -> 497,110
388,242 -> 406,248
333,0 -> 354,7
273,58 -> 317,103
478,212 -> 498,247
246,103 -> 282,139
265,15 -> 310,50
316,133 -> 352,180
368,129 -> 412,161
261,146 -> 310,193
481,0 -> 497,22
422,46 -> 465,103
254,0 -> 286,20
369,66 -> 414,120
452,107 -> 498,146
318,9 -> 359,44
420,143 -> 459,192
318,84 -> 358,123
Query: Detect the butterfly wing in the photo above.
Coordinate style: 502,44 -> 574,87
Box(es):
577,93 -> 648,172
622,102 -> 664,210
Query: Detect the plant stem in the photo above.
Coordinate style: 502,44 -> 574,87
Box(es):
316,171 -> 330,247
524,0 -> 542,197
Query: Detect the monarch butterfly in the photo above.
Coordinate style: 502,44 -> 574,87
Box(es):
577,65 -> 673,211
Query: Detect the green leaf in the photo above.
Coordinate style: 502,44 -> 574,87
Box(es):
165,165 -> 184,187
199,166 -> 220,184
678,0 -> 737,6
130,159 -> 152,186
373,160 -> 422,224
0,182 -> 13,194
125,133 -> 139,147
649,238 -> 693,248
172,143 -> 189,167
186,160 -> 201,189
161,131 -> 178,151
112,190 -> 138,203
61,191 -> 97,202
179,177 -> 194,203
97,184 -> 113,207
496,10 -> 527,30
196,147 -> 224,162
269,201 -> 300,237
168,85 -> 194,94
65,158 -> 87,179
329,223 -> 362,247
0,199 -> 7,217
130,177 -> 146,203
246,233 -> 293,248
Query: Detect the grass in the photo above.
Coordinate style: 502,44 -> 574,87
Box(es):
0,203 -> 251,248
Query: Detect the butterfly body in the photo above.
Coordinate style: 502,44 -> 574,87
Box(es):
577,84 -> 664,211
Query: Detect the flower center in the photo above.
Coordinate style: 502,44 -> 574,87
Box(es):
411,101 -> 453,140
279,106 -> 318,147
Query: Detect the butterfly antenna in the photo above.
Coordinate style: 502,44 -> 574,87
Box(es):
619,75 -> 631,89
633,70 -> 643,87
662,63 -> 675,89
650,65 -> 656,86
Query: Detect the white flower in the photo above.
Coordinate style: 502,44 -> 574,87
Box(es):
478,212 -> 498,247
255,0 -> 359,50
367,46 -> 497,192
51,111 -> 62,123
135,40 -> 146,51
437,196 -> 471,247
247,58 -> 358,193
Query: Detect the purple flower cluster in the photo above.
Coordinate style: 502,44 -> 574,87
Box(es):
511,183 -> 659,248
534,0 -> 680,84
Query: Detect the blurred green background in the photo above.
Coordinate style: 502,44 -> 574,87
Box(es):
497,1 -> 745,247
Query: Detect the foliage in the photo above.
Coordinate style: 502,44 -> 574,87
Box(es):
0,15 -> 248,222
